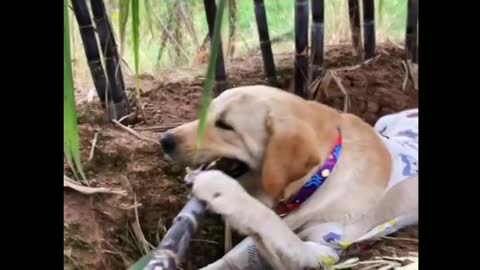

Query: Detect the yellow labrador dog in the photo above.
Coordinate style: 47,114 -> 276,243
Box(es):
161,85 -> 418,270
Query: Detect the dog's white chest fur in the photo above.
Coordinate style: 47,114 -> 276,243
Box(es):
374,108 -> 418,190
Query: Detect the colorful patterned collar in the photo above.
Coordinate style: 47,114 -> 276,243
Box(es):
274,129 -> 343,217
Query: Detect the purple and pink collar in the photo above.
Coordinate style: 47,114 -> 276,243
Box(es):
274,130 -> 343,217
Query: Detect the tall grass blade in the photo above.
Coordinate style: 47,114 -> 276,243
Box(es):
378,0 -> 384,25
203,0 -> 227,95
178,0 -> 199,48
128,253 -> 153,270
197,0 -> 226,149
119,0 -> 130,57
153,5 -> 175,70
148,0 -> 190,65
143,0 -> 155,39
131,0 -> 140,96
227,0 -> 237,57
64,0 -> 86,180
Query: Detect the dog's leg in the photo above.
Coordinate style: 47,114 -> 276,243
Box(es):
193,170 -> 339,270
200,237 -> 274,270
224,219 -> 232,252
299,175 -> 418,252
342,175 -> 418,243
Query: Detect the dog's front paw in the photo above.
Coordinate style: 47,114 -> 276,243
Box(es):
191,170 -> 247,216
303,241 -> 340,269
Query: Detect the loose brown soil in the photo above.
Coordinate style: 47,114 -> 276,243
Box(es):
64,44 -> 418,270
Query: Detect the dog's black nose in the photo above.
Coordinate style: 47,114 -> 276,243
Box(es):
160,133 -> 176,154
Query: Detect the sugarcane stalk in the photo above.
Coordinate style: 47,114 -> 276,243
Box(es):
405,0 -> 418,63
253,0 -> 278,87
143,198 -> 207,270
311,0 -> 325,83
71,0 -> 108,106
141,156 -> 250,269
363,0 -> 376,59
348,0 -> 362,58
203,0 -> 227,95
294,0 -> 309,99
90,0 -> 129,121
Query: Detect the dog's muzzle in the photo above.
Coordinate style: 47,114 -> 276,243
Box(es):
160,132 -> 176,155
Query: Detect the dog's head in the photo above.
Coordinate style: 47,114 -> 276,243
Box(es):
161,85 -> 339,200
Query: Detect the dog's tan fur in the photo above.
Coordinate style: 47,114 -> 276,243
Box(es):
164,85 -> 418,269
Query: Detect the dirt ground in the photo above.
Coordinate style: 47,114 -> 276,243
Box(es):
64,44 -> 418,270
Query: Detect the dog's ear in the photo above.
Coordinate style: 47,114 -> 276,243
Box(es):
261,116 -> 322,200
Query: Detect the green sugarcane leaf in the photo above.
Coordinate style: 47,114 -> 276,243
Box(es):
378,0 -> 384,24
119,0 -> 130,56
197,0 -> 226,150
64,0 -> 85,180
131,0 -> 140,96
144,0 -> 156,39
128,252 -> 153,270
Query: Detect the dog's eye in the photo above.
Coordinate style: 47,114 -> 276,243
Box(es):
215,119 -> 234,131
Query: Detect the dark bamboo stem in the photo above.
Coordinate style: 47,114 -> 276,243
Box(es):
71,0 -> 108,106
310,0 -> 325,83
348,0 -> 362,58
362,0 -> 376,59
90,0 -> 129,120
294,0 -> 309,99
405,0 -> 418,63
95,0 -> 126,94
142,156 -> 255,269
203,0 -> 227,95
144,198 -> 207,270
253,0 -> 278,87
